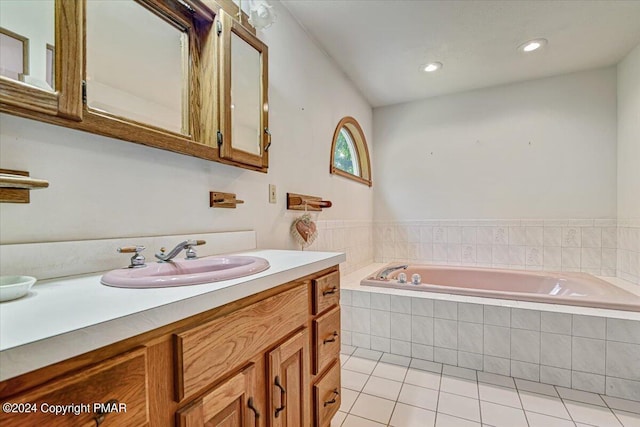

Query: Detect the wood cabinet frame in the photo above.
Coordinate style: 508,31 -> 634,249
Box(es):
81,0 -> 213,153
0,0 -> 82,120
0,0 -> 270,173
218,9 -> 269,171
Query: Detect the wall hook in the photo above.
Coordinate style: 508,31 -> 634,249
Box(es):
286,193 -> 332,211
210,191 -> 244,208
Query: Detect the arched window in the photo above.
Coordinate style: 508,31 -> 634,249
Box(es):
330,116 -> 372,186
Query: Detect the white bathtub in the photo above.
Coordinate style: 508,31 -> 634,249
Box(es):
361,264 -> 640,312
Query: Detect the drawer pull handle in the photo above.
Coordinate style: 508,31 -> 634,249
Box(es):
248,397 -> 260,425
93,399 -> 118,426
322,286 -> 338,296
274,376 -> 286,418
324,389 -> 340,407
323,331 -> 339,344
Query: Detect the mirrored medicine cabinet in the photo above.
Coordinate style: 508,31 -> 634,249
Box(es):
218,9 -> 269,169
0,0 -> 270,173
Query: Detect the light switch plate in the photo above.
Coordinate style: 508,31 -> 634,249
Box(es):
269,184 -> 276,204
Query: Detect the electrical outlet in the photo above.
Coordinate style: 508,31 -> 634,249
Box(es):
269,184 -> 276,204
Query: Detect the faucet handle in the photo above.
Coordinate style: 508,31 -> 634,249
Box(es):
184,240 -> 206,259
118,245 -> 145,254
117,245 -> 146,268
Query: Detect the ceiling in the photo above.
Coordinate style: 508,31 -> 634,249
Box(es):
281,0 -> 640,107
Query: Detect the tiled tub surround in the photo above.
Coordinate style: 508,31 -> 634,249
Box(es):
361,265 -> 640,312
340,287 -> 640,401
373,220 -> 620,278
618,221 -> 640,285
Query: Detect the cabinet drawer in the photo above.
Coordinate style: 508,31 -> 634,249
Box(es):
0,348 -> 148,427
312,270 -> 340,315
313,306 -> 341,375
175,285 -> 308,401
313,359 -> 341,427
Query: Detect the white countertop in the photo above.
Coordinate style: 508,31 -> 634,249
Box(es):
0,249 -> 345,381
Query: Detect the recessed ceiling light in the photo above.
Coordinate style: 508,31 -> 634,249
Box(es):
519,38 -> 547,53
423,62 -> 443,72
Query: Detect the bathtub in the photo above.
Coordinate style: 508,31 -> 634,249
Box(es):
361,264 -> 640,312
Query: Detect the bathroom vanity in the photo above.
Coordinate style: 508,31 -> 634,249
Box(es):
0,250 -> 343,426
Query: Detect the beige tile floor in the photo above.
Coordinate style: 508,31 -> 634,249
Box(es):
333,347 -> 640,427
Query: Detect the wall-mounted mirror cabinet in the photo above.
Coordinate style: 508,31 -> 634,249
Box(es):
218,9 -> 269,170
0,0 -> 82,119
0,0 -> 270,173
85,0 -> 190,136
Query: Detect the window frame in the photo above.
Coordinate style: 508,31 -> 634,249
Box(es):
330,116 -> 372,187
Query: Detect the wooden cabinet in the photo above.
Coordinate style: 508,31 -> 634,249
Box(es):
217,9 -> 270,171
0,266 -> 340,427
174,285 -> 308,402
313,306 -> 341,375
177,364 -> 258,427
0,0 -> 82,121
0,348 -> 149,427
267,329 -> 309,426
313,361 -> 341,427
309,270 -> 342,426
0,0 -> 270,173
312,270 -> 340,315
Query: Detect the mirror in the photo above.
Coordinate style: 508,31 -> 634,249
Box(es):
85,0 -> 189,135
0,0 -> 55,92
230,31 -> 262,156
219,10 -> 269,170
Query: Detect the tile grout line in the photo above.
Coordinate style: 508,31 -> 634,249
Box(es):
475,368 -> 484,426
432,366 -> 444,427
554,384 -> 580,426
600,391 -> 626,427
512,378 -> 532,426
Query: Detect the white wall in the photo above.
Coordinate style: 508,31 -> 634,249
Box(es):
373,68 -> 618,221
617,44 -> 640,220
616,44 -> 640,285
0,2 -> 373,254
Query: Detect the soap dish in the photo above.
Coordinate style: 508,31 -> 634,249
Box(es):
0,276 -> 36,302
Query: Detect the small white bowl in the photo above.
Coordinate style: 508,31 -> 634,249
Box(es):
0,276 -> 36,302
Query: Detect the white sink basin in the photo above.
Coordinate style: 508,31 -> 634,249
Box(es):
101,255 -> 270,288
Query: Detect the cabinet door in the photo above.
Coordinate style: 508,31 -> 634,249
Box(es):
0,348 -> 148,427
217,9 -> 269,171
0,0 -> 82,119
177,364 -> 259,427
267,329 -> 309,427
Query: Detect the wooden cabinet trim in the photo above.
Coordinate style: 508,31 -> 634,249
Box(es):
0,348 -> 149,427
177,363 -> 257,427
217,10 -> 269,170
0,0 -> 83,120
174,285 -> 308,401
56,0 -> 83,119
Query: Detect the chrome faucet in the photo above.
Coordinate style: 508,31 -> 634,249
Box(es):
377,264 -> 408,280
155,240 -> 206,262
